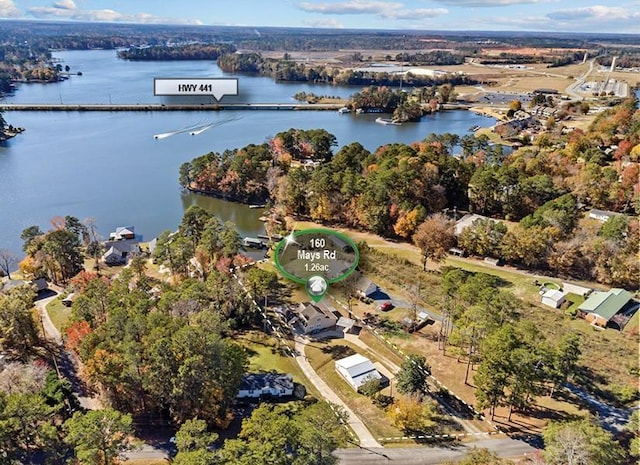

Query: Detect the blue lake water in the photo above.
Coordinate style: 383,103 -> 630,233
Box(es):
0,50 -> 495,256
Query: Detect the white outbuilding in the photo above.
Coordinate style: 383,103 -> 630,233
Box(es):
541,289 -> 566,309
335,353 -> 386,392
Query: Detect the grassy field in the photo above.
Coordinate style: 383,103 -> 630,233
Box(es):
304,338 -> 405,440
289,220 -> 638,412
236,331 -> 321,399
46,296 -> 72,333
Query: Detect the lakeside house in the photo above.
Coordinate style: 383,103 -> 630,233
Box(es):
109,226 -> 136,241
103,225 -> 140,266
335,353 -> 387,393
102,240 -> 140,266
1,278 -> 48,295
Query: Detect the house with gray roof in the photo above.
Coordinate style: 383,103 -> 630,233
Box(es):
237,373 -> 294,399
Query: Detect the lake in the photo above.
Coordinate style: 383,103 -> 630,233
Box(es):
0,50 -> 495,256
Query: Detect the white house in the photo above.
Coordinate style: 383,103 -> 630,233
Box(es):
109,226 -> 136,241
335,353 -> 386,392
541,289 -> 566,309
102,241 -> 139,266
588,209 -> 621,223
454,213 -> 498,236
290,303 -> 338,334
236,373 -> 294,399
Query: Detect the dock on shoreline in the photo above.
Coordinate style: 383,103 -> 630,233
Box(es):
0,102 -> 345,112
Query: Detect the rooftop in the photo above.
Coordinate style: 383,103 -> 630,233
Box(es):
578,288 -> 632,321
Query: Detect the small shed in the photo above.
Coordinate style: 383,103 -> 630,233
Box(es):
336,316 -> 360,334
62,293 -> 76,307
541,289 -> 566,309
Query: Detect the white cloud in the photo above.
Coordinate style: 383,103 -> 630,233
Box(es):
547,5 -> 640,21
299,0 -> 404,15
435,0 -> 548,5
53,0 -> 77,10
298,1 -> 447,19
0,0 -> 21,18
303,17 -> 345,27
26,1 -> 202,25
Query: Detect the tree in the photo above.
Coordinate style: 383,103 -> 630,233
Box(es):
64,409 -> 135,465
412,214 -> 455,271
0,391 -> 61,463
173,417 -> 219,465
41,228 -> 84,283
0,248 -> 17,279
359,378 -> 383,398
243,267 -> 279,305
0,286 -> 39,359
21,225 -> 43,254
443,448 -> 513,465
396,354 -> 430,394
627,410 -> 640,459
458,219 -> 507,258
220,402 -> 345,465
388,395 -> 437,433
543,419 -> 625,465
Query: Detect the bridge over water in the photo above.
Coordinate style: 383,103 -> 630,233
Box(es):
0,103 -> 345,112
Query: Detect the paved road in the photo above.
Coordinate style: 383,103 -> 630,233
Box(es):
333,437 -> 537,464
294,336 -> 382,448
125,444 -> 170,461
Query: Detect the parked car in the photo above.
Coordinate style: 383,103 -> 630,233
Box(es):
378,302 -> 394,312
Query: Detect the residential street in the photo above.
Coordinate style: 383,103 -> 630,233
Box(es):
333,438 -> 537,464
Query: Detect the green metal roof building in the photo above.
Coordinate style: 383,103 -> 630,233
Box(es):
578,288 -> 632,328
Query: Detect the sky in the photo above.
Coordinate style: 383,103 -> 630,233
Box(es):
0,0 -> 639,34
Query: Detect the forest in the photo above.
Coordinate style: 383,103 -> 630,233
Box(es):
117,43 -> 235,61
1,207 -> 347,464
180,96 -> 639,287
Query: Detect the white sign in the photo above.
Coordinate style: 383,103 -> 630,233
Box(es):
154,78 -> 238,101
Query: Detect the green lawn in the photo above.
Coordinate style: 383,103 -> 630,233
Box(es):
304,338 -> 405,441
46,296 -> 72,333
236,331 -> 320,399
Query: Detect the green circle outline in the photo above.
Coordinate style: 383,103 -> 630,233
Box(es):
273,228 -> 359,285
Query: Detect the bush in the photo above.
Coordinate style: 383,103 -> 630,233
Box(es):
606,384 -> 639,405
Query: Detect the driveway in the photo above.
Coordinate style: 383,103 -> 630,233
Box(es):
563,382 -> 635,432
293,336 -> 382,448
35,292 -> 102,410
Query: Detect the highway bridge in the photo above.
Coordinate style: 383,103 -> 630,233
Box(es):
0,102 -> 345,112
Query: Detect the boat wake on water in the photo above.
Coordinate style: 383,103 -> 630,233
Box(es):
153,120 -> 207,139
189,116 -> 242,135
154,116 -> 242,139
